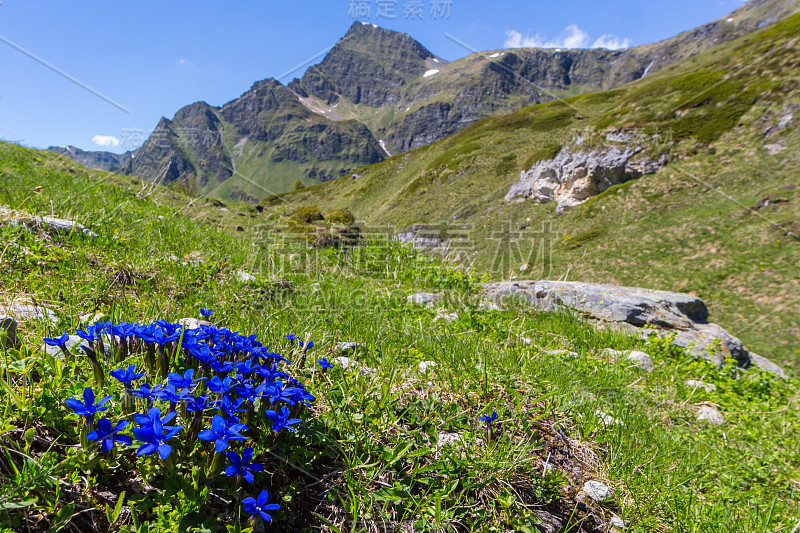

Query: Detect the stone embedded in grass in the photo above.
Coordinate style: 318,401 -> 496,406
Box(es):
0,317 -> 19,350
610,515 -> 629,529
236,271 -> 256,283
336,342 -> 365,354
334,356 -> 355,369
434,311 -> 458,323
595,410 -> 624,427
547,349 -> 579,358
418,360 -> 438,372
696,405 -> 726,426
686,380 -> 716,393
333,356 -> 375,376
177,318 -> 211,329
8,304 -> 58,325
583,480 -> 614,502
602,348 -> 654,372
407,292 -> 442,307
626,351 -> 654,372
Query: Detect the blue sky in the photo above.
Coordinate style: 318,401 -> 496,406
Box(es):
0,0 -> 746,153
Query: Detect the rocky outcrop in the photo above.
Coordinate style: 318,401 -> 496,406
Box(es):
505,145 -> 666,207
483,280 -> 785,376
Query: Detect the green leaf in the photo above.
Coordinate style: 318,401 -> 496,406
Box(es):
0,499 -> 36,511
47,502 -> 75,533
311,513 -> 344,533
0,378 -> 24,409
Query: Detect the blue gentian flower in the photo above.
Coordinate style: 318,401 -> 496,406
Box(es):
200,308 -> 214,319
132,383 -> 163,409
214,395 -> 247,421
224,447 -> 264,483
86,419 -> 132,453
153,384 -> 180,412
76,324 -> 103,344
207,376 -> 236,395
285,334 -> 298,345
317,358 -> 334,370
168,368 -> 206,390
186,394 -> 212,414
234,382 -> 264,404
198,414 -> 248,453
65,387 -> 112,427
44,330 -> 70,347
479,411 -> 498,431
242,490 -> 280,523
109,365 -> 145,390
265,406 -> 302,434
132,407 -> 183,459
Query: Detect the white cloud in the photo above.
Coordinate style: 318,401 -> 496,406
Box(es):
592,34 -> 632,50
505,25 -> 631,51
91,135 -> 120,148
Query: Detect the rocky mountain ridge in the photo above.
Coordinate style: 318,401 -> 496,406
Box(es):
50,0 -> 799,199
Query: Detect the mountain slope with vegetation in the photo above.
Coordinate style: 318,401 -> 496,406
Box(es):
1,140 -> 799,533
269,13 -> 800,368
51,0 -> 799,200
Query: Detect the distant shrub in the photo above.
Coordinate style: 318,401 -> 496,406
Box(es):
326,209 -> 356,225
292,179 -> 306,191
292,206 -> 324,224
562,228 -> 605,249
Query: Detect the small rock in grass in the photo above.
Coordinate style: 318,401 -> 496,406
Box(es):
479,301 -> 502,311
547,349 -> 579,358
520,337 -> 533,345
696,405 -> 726,426
686,380 -> 716,393
610,515 -> 628,529
333,356 -> 354,369
626,351 -> 654,372
359,365 -> 377,376
235,226 -> 244,232
596,410 -> 624,427
9,304 -> 58,325
333,356 -> 375,375
236,271 -> 256,283
583,480 -> 613,502
407,293 -> 442,307
336,342 -> 365,354
177,318 -> 211,329
434,311 -> 458,323
603,348 -> 654,372
437,433 -> 462,447
418,360 -> 438,372
42,335 -> 82,357
0,317 -> 19,350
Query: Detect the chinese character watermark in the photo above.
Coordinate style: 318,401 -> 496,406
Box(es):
348,0 -> 452,20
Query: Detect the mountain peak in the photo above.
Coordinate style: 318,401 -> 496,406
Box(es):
293,22 -> 438,106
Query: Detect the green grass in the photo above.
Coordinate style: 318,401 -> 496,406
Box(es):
0,141 -> 799,532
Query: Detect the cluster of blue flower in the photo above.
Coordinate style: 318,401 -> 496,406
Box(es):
48,311 -> 314,524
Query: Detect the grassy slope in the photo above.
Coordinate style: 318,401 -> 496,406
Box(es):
269,15 -> 800,369
0,142 -> 798,532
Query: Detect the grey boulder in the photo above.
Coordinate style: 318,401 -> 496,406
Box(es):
483,281 -> 783,375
